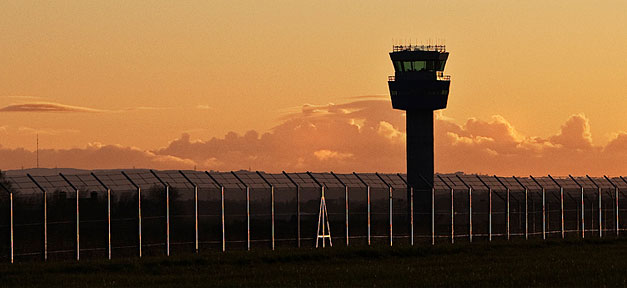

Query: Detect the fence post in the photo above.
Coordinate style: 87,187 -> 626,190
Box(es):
271,185 -> 275,251
451,188 -> 454,243
178,171 -> 201,254
246,186 -> 250,251
547,175 -> 564,239
88,173 -> 112,260
107,189 -> 111,260
297,184 -> 300,248
76,188 -> 80,261
489,188 -> 492,242
396,174 -> 414,246
542,188 -> 546,240
138,187 -> 142,257
411,187 -> 415,245
436,175 -> 453,244
599,187 -> 602,238
195,185 -> 199,253
376,173 -> 395,247
390,186 -> 393,247
506,188 -> 510,240
121,171 -> 142,258
44,189 -> 47,261
587,175 -> 603,238
221,186 -> 225,252
525,188 -> 528,240
367,185 -> 371,245
281,172 -> 300,248
529,176 -> 545,240
569,175 -> 585,239
166,185 -> 170,256
605,176 -> 619,237
561,187 -> 564,239
10,192 -> 13,264
346,185 -> 349,246
456,175 -> 472,243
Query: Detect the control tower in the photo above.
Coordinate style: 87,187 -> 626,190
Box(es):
387,45 -> 450,213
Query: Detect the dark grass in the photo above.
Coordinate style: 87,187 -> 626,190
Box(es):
2,239 -> 627,287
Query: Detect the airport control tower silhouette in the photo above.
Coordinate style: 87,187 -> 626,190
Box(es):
388,44 -> 450,215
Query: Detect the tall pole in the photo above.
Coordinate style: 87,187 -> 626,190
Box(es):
494,176 -> 512,240
476,176 -> 492,241
456,175 -> 472,243
247,186 -> 250,250
282,172 -> 300,248
10,192 -> 13,264
107,189 -> 111,259
231,172 -> 251,251
570,175 -> 585,238
138,187 -> 142,257
271,185 -> 275,250
178,171 -> 200,254
221,186 -> 225,251
513,176 -> 528,240
205,172 -> 225,252
437,175 -> 453,244
195,185 -> 198,253
530,176 -> 545,240
587,175 -> 602,238
354,173 -> 371,246
548,175 -> 564,239
331,172 -> 350,247
397,174 -> 414,246
59,173 -> 80,261
166,185 -> 170,256
604,176 -> 619,237
149,170 -> 170,256
376,173 -> 395,247
121,171 -> 142,258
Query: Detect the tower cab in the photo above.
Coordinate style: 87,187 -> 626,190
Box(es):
388,45 -> 450,111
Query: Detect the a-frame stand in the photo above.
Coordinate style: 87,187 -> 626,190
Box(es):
316,185 -> 332,248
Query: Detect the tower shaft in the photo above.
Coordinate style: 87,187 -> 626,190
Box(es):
406,110 -> 434,212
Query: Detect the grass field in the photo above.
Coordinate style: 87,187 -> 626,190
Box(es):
2,239 -> 627,287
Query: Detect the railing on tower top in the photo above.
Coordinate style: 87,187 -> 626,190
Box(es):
393,44 -> 446,52
387,72 -> 451,82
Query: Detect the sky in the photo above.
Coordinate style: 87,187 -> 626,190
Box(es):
0,0 -> 626,175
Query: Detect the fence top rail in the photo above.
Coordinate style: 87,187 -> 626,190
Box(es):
4,175 -> 41,194
2,170 -> 626,194
206,171 -> 246,189
29,174 -> 74,193
178,170 -> 220,189
150,170 -> 195,189
94,171 -> 137,191
122,170 -> 162,189
62,174 -> 107,192
282,172 -> 319,188
353,173 -> 387,189
231,170 -> 270,189
308,172 -> 344,188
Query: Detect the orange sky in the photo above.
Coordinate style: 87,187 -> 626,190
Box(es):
1,1 -> 626,175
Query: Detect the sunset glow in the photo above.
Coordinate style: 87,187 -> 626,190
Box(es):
1,1 -> 626,175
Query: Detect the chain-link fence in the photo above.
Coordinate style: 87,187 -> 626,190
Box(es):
0,171 -> 626,263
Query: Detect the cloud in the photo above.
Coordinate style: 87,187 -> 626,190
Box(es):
196,105 -> 212,110
17,127 -> 80,135
0,102 -> 104,113
0,143 -> 195,170
0,98 -> 626,176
